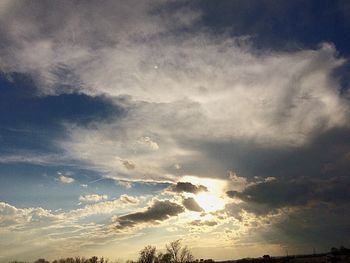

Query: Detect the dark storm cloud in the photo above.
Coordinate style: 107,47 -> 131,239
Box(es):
259,203 -> 350,251
182,197 -> 204,212
219,128 -> 350,249
115,200 -> 184,229
169,182 -> 208,194
227,179 -> 312,208
227,176 -> 350,213
225,175 -> 350,250
177,127 -> 350,181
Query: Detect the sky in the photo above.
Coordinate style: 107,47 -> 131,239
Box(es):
0,0 -> 350,262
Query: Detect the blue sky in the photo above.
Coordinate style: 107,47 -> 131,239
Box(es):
0,0 -> 350,262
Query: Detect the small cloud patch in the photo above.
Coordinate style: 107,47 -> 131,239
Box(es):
138,136 -> 159,150
121,160 -> 136,170
57,175 -> 75,184
169,182 -> 208,194
114,200 -> 184,230
79,194 -> 108,203
190,220 -> 218,227
182,197 -> 204,212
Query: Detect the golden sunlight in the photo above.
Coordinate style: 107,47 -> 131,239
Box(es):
194,192 -> 225,212
180,175 -> 227,213
180,175 -> 228,194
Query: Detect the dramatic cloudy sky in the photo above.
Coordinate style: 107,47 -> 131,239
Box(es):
1,0 -> 350,262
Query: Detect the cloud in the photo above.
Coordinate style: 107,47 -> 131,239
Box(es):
117,180 -> 133,189
61,41 -> 348,144
169,182 -> 208,194
182,197 -> 204,212
1,0 -> 346,185
1,1 -> 350,258
0,201 -> 141,262
120,159 -> 136,170
0,194 -> 140,230
1,0 -> 350,255
189,220 -> 218,227
262,203 -> 350,248
57,175 -> 75,184
222,174 -> 350,249
114,200 -> 184,229
0,0 -> 200,94
79,194 -> 108,203
0,153 -> 70,166
227,176 -> 350,214
228,171 -> 250,192
0,1 -> 347,145
68,194 -> 140,218
0,202 -> 62,229
53,40 -> 349,184
137,136 -> 159,150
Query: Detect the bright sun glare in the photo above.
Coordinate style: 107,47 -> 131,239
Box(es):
194,193 -> 225,212
180,176 -> 227,213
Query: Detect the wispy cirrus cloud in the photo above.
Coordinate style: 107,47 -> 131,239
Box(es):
79,194 -> 108,203
68,195 -> 140,219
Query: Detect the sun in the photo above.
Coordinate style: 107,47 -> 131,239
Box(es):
179,175 -> 227,213
194,192 -> 225,213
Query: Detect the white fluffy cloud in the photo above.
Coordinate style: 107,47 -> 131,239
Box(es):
56,39 -> 348,182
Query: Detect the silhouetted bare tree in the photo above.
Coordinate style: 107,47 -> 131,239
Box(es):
9,241 -> 195,263
138,245 -> 157,263
155,252 -> 172,263
166,240 -> 193,263
179,246 -> 193,263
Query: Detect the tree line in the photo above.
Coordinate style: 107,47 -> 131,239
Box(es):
135,239 -> 194,263
9,240 -> 198,263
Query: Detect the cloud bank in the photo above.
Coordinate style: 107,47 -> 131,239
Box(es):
115,200 -> 184,230
0,0 -> 350,261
